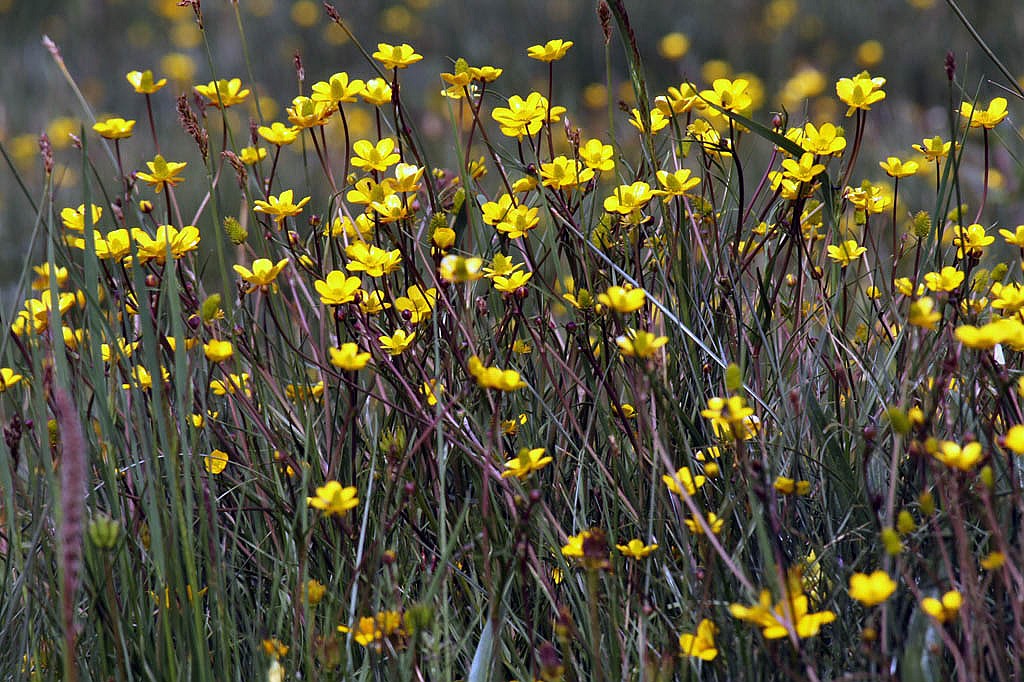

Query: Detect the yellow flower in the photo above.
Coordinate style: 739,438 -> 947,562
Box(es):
921,590 -> 961,623
60,203 -> 103,232
598,285 -> 646,313
194,78 -> 250,108
233,258 -> 289,293
329,343 -> 371,371
0,367 -> 23,392
203,339 -> 233,362
923,266 -> 964,293
980,551 -> 1006,570
306,579 -> 327,606
655,82 -> 705,115
122,365 -> 169,391
928,439 -> 983,471
662,466 -> 706,496
345,242 -> 402,278
678,619 -> 718,660
701,395 -> 754,433
126,70 -> 167,94
604,182 -> 655,217
615,329 -> 668,359
908,296 -> 941,330
254,190 -> 311,224
467,355 -> 526,391
540,156 -> 593,190
628,108 -> 669,134
378,330 -> 416,356
578,138 -> 615,172
527,39 -> 573,62
258,122 -> 301,146
781,152 -> 825,183
615,539 -> 659,560
311,72 -> 365,105
495,205 -> 540,240
654,168 -> 701,197
204,449 -> 228,475
730,588 -> 836,639
92,117 -> 136,140
913,135 -> 953,162
959,97 -> 1008,129
307,481 -> 359,516
132,224 -> 201,264
210,372 -> 250,396
361,78 -> 393,106
683,512 -> 724,535
501,447 -> 553,479
848,571 -> 897,606
492,270 -> 533,294
239,146 -> 267,164
773,476 -> 811,496
136,155 -> 187,193
826,239 -> 867,267
394,286 -> 437,324
879,156 -> 919,178
492,92 -> 554,138
796,122 -> 846,156
351,137 -> 401,172
421,379 -> 443,406
952,223 -> 994,259
286,95 -> 332,129
372,42 -> 423,69
700,78 -> 753,115
439,255 -> 484,283
835,71 -> 887,116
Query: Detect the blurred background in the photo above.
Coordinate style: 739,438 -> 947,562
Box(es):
1,0 -> 1022,293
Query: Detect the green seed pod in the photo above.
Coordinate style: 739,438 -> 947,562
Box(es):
223,216 -> 248,245
201,294 -> 222,324
725,363 -> 742,392
912,210 -> 931,239
88,513 -> 121,551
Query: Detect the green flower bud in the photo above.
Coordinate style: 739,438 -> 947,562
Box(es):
88,513 -> 121,551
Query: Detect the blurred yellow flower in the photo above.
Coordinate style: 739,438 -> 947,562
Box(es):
527,39 -> 573,62
848,571 -> 896,606
307,481 -> 360,515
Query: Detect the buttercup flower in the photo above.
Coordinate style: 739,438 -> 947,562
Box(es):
93,117 -> 136,140
372,42 -> 423,69
254,190 -> 311,224
329,343 -> 371,371
921,590 -> 961,623
848,571 -> 897,606
234,258 -> 289,293
959,97 -> 1009,129
258,122 -> 301,146
527,39 -> 573,62
307,481 -> 359,515
835,71 -> 886,116
126,69 -> 167,94
678,619 -> 718,660
136,155 -> 187,193
616,539 -> 659,559
501,447 -> 553,479
194,78 -> 250,108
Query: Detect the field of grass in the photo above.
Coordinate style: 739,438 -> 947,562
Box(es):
4,1 -> 1024,680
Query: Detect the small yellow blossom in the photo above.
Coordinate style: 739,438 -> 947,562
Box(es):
93,117 -> 136,140
678,619 -> 718,660
959,97 -> 1009,129
194,78 -> 250,108
527,39 -> 574,62
378,330 -> 416,356
598,285 -> 645,314
126,70 -> 167,94
253,189 -> 311,224
921,590 -> 961,623
848,571 -> 897,606
662,466 -> 707,496
827,239 -> 867,267
234,258 -> 289,293
204,449 -> 228,475
329,343 -> 371,371
136,155 -> 187,193
835,71 -> 886,116
0,368 -> 23,392
307,481 -> 359,516
372,42 -> 424,69
615,539 -> 659,560
203,339 -> 233,362
501,447 -> 553,480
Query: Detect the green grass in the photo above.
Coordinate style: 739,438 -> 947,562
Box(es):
3,1 -> 1024,681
